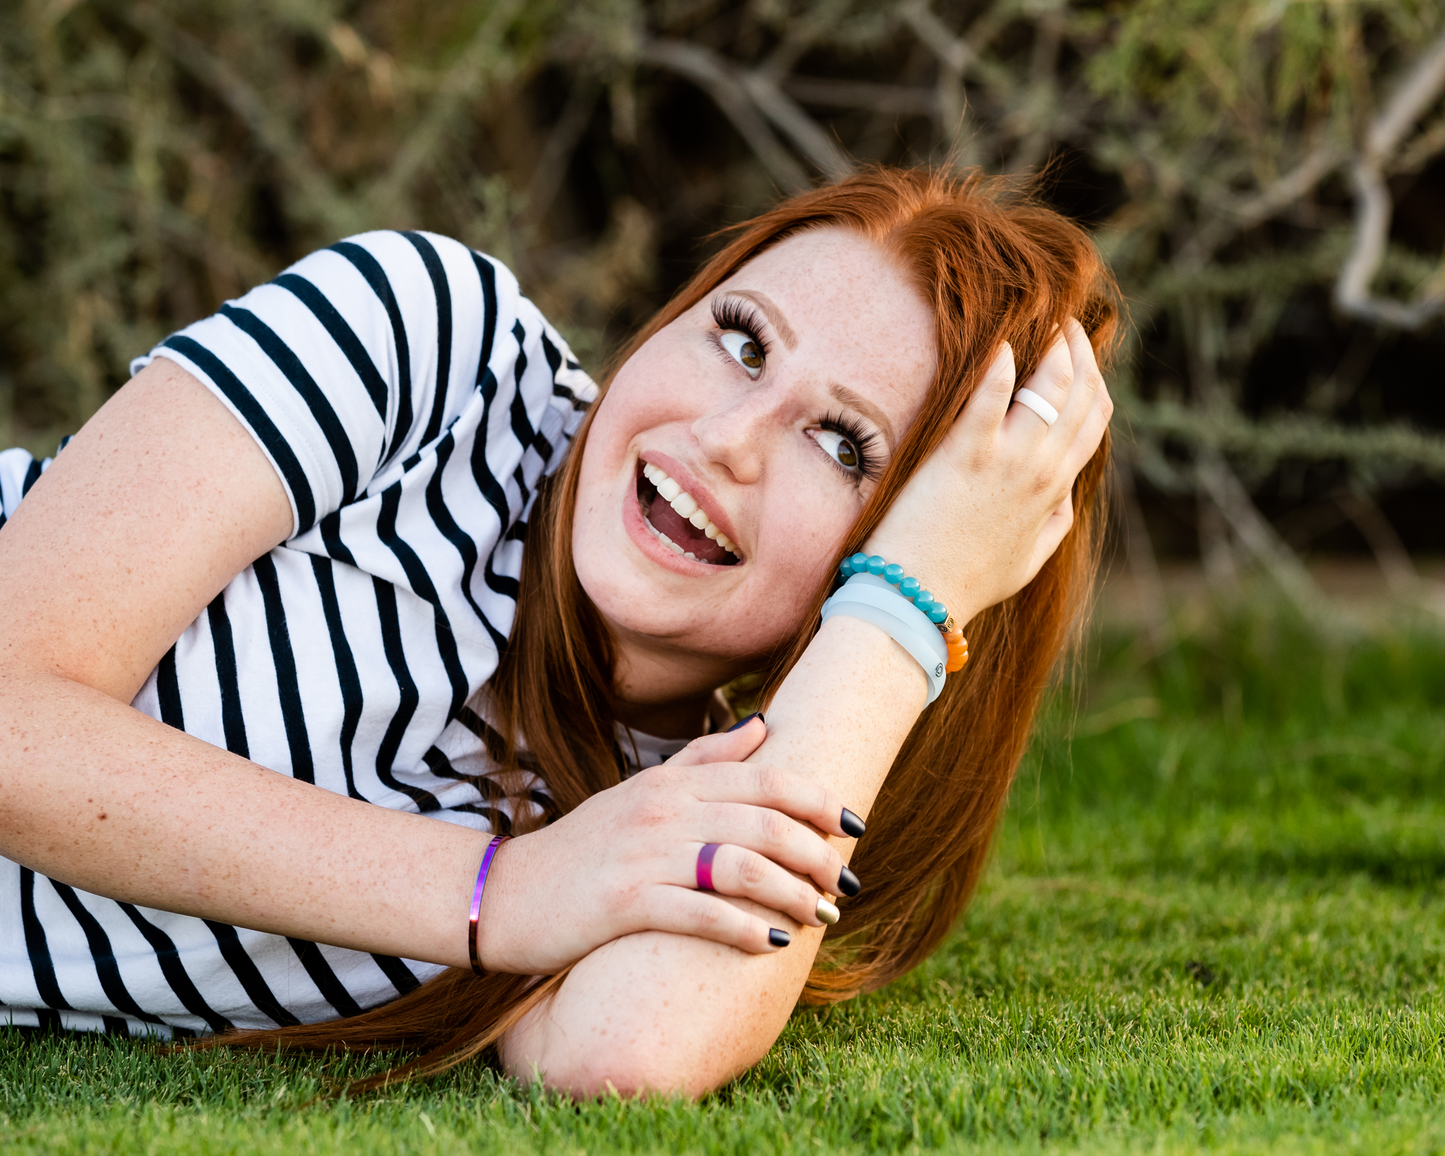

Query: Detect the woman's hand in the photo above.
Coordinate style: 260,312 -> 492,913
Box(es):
863,319 -> 1112,622
475,715 -> 857,974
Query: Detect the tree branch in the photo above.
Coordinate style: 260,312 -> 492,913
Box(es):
639,39 -> 811,193
1333,27 -> 1445,328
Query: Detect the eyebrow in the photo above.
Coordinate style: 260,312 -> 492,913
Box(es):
729,290 -> 798,351
830,383 -> 897,451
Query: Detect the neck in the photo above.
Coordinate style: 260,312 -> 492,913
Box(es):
609,634 -> 737,740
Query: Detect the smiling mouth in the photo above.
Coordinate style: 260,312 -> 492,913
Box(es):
636,462 -> 741,566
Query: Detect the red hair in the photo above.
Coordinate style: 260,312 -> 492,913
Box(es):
197,166 -> 1119,1083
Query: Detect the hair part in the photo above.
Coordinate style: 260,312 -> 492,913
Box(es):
200,165 -> 1119,1079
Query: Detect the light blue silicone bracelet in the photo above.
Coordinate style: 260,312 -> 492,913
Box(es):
820,573 -> 948,704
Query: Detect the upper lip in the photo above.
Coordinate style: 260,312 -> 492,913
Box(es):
638,451 -> 744,558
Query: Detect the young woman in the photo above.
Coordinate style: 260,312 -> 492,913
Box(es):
0,167 -> 1114,1098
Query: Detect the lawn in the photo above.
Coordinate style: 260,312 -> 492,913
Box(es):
5,597 -> 1445,1154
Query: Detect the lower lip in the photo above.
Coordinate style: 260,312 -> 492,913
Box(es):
622,481 -> 738,577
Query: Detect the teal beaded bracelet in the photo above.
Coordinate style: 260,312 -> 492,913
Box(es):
839,553 -> 954,632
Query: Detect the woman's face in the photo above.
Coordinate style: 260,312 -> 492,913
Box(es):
572,226 -> 937,689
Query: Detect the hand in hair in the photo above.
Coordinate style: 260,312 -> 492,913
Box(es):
865,319 -> 1112,625
474,714 -> 854,974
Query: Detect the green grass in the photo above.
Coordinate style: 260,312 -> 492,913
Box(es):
6,597 -> 1445,1154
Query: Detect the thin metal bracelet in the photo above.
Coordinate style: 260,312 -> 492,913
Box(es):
468,834 -> 509,976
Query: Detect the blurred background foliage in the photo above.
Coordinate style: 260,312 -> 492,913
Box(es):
6,0 -> 1445,591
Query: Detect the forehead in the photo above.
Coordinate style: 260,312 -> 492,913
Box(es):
710,227 -> 937,419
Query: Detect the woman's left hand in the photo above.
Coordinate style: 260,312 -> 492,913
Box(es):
862,318 -> 1112,623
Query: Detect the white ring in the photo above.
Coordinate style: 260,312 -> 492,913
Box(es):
1013,387 -> 1059,427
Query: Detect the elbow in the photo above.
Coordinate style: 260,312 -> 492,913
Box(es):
502,1009 -> 764,1101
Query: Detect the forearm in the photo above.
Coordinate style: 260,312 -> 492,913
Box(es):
499,613 -> 929,1096
0,668 -> 482,967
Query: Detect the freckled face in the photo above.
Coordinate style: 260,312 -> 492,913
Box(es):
571,227 -> 937,673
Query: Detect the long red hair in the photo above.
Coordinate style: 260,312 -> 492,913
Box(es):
197,166 -> 1119,1084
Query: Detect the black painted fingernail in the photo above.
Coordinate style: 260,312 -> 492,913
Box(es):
726,712 -> 763,733
837,866 -> 861,897
768,928 -> 791,948
840,808 -> 866,838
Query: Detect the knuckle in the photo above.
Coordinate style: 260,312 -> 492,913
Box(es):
630,800 -> 674,830
738,849 -> 770,887
760,810 -> 792,844
753,764 -> 789,804
692,898 -> 725,932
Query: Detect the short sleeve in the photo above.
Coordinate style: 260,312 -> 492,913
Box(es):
131,230 -> 593,538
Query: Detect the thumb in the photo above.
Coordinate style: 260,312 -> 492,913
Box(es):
665,713 -> 766,767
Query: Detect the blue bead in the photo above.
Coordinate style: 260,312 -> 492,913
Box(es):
850,553 -> 870,574
927,604 -> 949,625
915,599 -> 934,616
839,560 -> 853,579
899,576 -> 921,600
916,590 -> 933,607
883,563 -> 905,585
867,555 -> 886,575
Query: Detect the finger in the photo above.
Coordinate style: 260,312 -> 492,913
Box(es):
663,713 -> 766,769
1047,318 -> 1104,442
643,887 -> 796,954
953,341 -> 1015,435
694,800 -> 852,896
1058,373 -> 1113,482
682,761 -> 863,840
1004,327 -> 1071,437
1027,490 -> 1076,578
687,842 -> 838,928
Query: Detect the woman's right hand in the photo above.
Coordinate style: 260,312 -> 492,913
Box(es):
474,714 -> 854,974
863,319 -> 1113,624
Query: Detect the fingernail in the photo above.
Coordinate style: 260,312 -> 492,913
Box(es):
840,808 -> 866,838
816,897 -> 840,925
837,866 -> 861,897
768,928 -> 791,948
726,712 -> 763,733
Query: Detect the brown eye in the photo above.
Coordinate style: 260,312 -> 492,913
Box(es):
720,331 -> 765,379
814,428 -> 862,474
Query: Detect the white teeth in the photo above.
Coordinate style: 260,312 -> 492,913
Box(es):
639,461 -> 741,559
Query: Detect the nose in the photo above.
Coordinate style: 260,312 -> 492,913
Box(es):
691,389 -> 780,485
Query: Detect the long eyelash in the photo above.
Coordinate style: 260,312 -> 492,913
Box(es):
820,410 -> 882,484
711,297 -> 770,358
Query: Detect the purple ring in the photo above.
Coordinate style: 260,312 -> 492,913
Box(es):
696,843 -> 721,892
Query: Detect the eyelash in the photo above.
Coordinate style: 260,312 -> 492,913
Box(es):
710,297 -> 880,485
710,298 -> 770,363
818,410 -> 881,484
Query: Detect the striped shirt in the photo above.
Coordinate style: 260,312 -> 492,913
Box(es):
0,231 -> 601,1038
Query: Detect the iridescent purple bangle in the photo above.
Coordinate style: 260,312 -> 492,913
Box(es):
468,834 -> 509,976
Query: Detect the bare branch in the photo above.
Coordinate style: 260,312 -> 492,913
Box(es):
1333,27 -> 1445,328
1196,451 -> 1325,612
639,40 -> 810,192
524,82 -> 600,226
781,77 -> 937,115
738,72 -> 853,181
368,0 -> 528,220
1127,398 -> 1445,474
1335,485 -> 1417,596
125,6 -> 347,232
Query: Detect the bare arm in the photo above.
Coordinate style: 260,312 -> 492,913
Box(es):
0,359 -> 857,971
0,359 -> 488,965
499,326 -> 1113,1097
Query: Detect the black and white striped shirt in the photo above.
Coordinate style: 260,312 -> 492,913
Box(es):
0,231 -> 597,1038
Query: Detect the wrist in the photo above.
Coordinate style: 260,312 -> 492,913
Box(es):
852,540 -> 981,628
